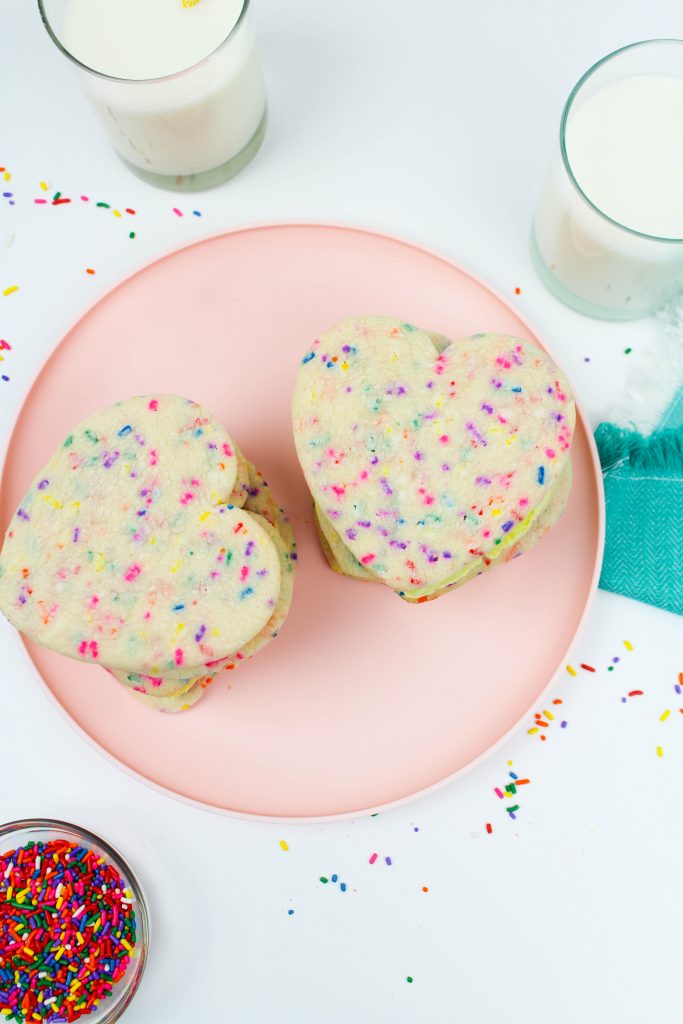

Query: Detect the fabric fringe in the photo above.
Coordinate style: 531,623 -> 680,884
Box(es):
595,422 -> 683,474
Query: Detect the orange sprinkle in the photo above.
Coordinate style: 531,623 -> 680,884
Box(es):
514,287 -> 521,295
85,268 -> 96,275
540,734 -> 547,741
515,778 -> 530,785
552,698 -> 563,705
422,885 -> 429,892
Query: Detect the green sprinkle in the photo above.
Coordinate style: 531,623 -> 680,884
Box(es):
129,231 -> 136,239
63,434 -> 74,448
319,876 -> 329,884
507,804 -> 520,813
406,977 -> 413,984
225,551 -> 233,565
84,429 -> 99,443
97,202 -> 111,208
53,191 -> 61,201
624,347 -> 632,354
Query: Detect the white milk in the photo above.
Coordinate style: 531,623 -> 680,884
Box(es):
533,74 -> 683,317
62,0 -> 266,182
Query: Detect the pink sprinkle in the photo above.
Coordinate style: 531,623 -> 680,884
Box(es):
439,435 -> 449,443
150,677 -> 163,688
175,648 -> 184,666
148,399 -> 159,411
78,641 -> 88,656
124,564 -> 142,582
34,198 -> 47,204
222,443 -> 233,457
240,566 -> 250,581
173,207 -> 183,217
545,448 -> 556,459
180,492 -> 194,505
81,195 -> 90,201
88,596 -> 99,609
369,853 -> 378,864
149,449 -> 158,466
360,554 -> 375,566
494,787 -> 504,799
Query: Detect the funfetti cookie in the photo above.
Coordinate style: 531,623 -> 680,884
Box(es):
292,317 -> 575,601
0,396 -> 290,695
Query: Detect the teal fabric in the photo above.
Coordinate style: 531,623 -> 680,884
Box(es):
596,419 -> 683,616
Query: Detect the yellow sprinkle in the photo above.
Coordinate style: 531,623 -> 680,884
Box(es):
3,172 -> 10,181
95,553 -> 106,573
341,361 -> 349,371
199,510 -> 211,522
491,509 -> 501,517
55,947 -> 64,961
124,889 -> 132,899
175,623 -> 185,635
656,746 -> 663,757
56,896 -> 64,910
92,917 -> 101,931
16,887 -> 30,903
623,640 -> 633,651
279,840 -> 289,851
527,727 -> 539,735
76,932 -> 84,945
435,399 -> 443,408
2,285 -> 19,297
543,709 -> 554,720
385,426 -> 392,434
40,181 -> 48,191
170,560 -> 180,573
660,710 -> 671,721
113,209 -> 122,218
70,980 -> 81,991
182,0 -> 201,6
211,627 -> 219,636
5,886 -> 12,901
121,938 -> 133,952
507,760 -> 513,766
23,948 -> 34,958
566,664 -> 577,676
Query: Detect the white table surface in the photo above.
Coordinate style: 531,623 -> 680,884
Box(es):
1,3 -> 682,1022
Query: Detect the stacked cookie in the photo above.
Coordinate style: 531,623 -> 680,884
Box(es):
0,395 -> 295,711
292,316 -> 574,602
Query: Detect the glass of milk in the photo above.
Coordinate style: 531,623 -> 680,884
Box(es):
532,40 -> 683,320
38,0 -> 267,191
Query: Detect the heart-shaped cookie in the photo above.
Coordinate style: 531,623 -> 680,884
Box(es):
0,396 -> 286,679
292,317 -> 575,599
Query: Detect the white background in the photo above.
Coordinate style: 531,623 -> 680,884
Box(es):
1,3 -> 682,1022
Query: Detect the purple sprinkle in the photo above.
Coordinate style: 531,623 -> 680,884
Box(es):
481,403 -> 494,414
501,521 -> 514,533
621,697 -> 627,703
37,479 -> 49,490
18,594 -> 26,604
370,455 -> 379,465
584,356 -> 591,363
385,856 -> 392,866
342,345 -> 351,353
475,476 -> 491,486
72,527 -> 80,542
612,657 -> 620,663
675,684 -> 682,695
442,551 -> 452,559
426,381 -> 434,389
561,720 -> 568,728
380,477 -> 393,495
414,451 -> 424,461
1,374 -> 8,381
389,539 -> 407,549
358,520 -> 372,529
245,540 -> 255,557
442,463 -> 450,472
346,528 -> 357,540
102,450 -> 120,469
491,378 -> 503,390
17,508 -> 30,521
195,624 -> 206,643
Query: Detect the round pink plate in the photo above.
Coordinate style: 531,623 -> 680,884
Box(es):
1,225 -> 603,821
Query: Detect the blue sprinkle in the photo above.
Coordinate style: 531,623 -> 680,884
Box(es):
302,352 -> 316,364
511,386 -> 522,393
193,210 -> 202,217
240,586 -> 254,600
501,521 -> 514,533
509,771 -> 518,780
331,874 -> 338,883
537,466 -> 545,485
172,603 -> 185,612
1,374 -> 8,381
287,909 -> 294,915
194,427 -> 203,437
340,882 -> 347,892
117,424 -> 133,437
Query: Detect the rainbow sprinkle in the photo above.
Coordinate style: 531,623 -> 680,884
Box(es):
0,839 -> 138,1022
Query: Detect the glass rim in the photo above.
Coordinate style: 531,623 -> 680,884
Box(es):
560,37 -> 683,245
0,817 -> 150,1024
37,0 -> 250,84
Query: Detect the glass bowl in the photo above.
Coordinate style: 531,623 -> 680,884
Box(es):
0,818 -> 149,1023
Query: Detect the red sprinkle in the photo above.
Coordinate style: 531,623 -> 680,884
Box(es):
485,823 -> 493,834
580,663 -> 596,672
628,690 -> 644,697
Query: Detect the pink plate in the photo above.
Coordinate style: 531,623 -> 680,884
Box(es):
0,225 -> 604,821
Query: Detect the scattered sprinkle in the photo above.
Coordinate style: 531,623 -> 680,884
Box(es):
279,840 -> 289,851
624,347 -> 632,354
580,663 -> 596,673
514,287 -> 521,295
660,709 -> 671,721
85,268 -> 96,275
485,823 -> 492,834
287,909 -> 294,915
624,640 -> 633,651
319,876 -> 328,884
2,285 -> 19,297
368,853 -> 378,865
406,977 -> 413,984
172,208 -> 183,217
656,746 -> 663,758
566,664 -> 577,676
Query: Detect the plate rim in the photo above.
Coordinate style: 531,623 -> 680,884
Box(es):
0,221 -> 606,823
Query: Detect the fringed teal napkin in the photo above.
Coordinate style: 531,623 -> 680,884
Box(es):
596,422 -> 683,615
596,298 -> 683,615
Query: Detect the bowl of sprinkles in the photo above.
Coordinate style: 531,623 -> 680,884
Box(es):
0,819 -> 149,1024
